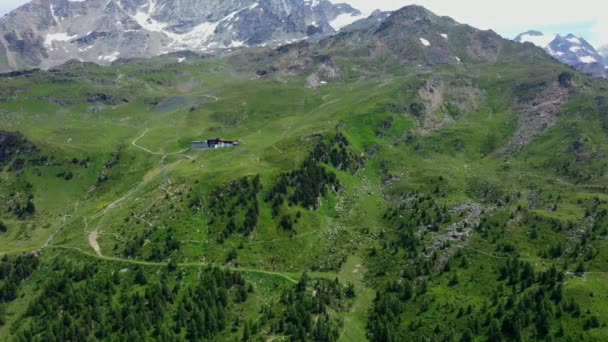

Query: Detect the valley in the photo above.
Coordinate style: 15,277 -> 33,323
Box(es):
0,4 -> 607,341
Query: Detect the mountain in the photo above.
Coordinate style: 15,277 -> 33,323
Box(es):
0,0 -> 364,72
515,30 -> 607,77
600,44 -> 608,61
1,4 -> 608,342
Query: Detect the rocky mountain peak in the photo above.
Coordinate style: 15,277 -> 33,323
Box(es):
267,3 -> 548,83
0,0 -> 362,72
514,30 -> 606,78
392,5 -> 434,19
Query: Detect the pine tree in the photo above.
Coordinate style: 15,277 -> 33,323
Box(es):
242,320 -> 250,341
134,266 -> 147,285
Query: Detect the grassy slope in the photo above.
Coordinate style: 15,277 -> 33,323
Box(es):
0,50 -> 607,340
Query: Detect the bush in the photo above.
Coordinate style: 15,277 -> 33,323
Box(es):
585,316 -> 600,330
558,72 -> 573,88
226,249 -> 238,263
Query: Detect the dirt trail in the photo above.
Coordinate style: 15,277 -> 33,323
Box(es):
201,95 -> 219,102
49,245 -> 299,283
131,128 -> 162,155
85,168 -> 162,255
248,230 -> 319,245
42,201 -> 79,249
90,173 -> 160,221
86,128 -> 187,254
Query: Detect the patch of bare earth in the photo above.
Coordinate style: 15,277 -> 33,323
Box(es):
88,230 -> 101,256
505,81 -> 570,151
416,78 -> 481,135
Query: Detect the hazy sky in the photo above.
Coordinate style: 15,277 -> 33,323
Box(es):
1,0 -> 607,46
0,0 -> 26,16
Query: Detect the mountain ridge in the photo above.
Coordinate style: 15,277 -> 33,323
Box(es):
0,0 -> 364,71
515,30 -> 607,78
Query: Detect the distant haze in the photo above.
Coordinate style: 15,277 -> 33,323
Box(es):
2,0 -> 607,46
0,0 -> 27,16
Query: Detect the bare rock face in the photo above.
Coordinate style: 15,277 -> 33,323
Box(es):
0,0 -> 362,71
505,80 -> 571,151
414,77 -> 481,135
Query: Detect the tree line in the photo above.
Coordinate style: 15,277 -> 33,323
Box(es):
15,257 -> 250,342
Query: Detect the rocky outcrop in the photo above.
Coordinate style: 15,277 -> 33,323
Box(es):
415,77 -> 481,134
505,80 -> 571,151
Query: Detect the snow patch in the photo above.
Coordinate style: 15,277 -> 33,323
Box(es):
50,4 -> 61,25
441,33 -> 448,39
129,1 -> 262,51
329,12 -> 365,31
419,38 -> 430,46
78,45 -> 94,52
177,57 -> 185,63
132,10 -> 167,33
100,51 -> 120,62
226,40 -> 246,48
567,36 -> 581,44
579,56 -> 597,63
570,46 -> 581,52
175,22 -> 218,48
546,46 -> 564,57
45,32 -> 77,48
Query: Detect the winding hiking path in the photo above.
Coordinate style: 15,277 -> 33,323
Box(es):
131,128 -> 162,155
42,201 -> 79,249
49,245 -> 298,283
90,172 -> 161,221
201,95 -> 220,102
248,230 -> 319,245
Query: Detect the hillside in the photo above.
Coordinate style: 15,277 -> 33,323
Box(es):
0,4 -> 608,341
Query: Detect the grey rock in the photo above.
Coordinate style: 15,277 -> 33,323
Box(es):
0,0 -> 361,71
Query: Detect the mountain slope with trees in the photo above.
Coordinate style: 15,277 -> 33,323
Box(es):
0,4 -> 607,341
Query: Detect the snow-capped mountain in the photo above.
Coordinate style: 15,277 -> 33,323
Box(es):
0,0 -> 364,72
515,31 -> 606,78
599,45 -> 608,62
